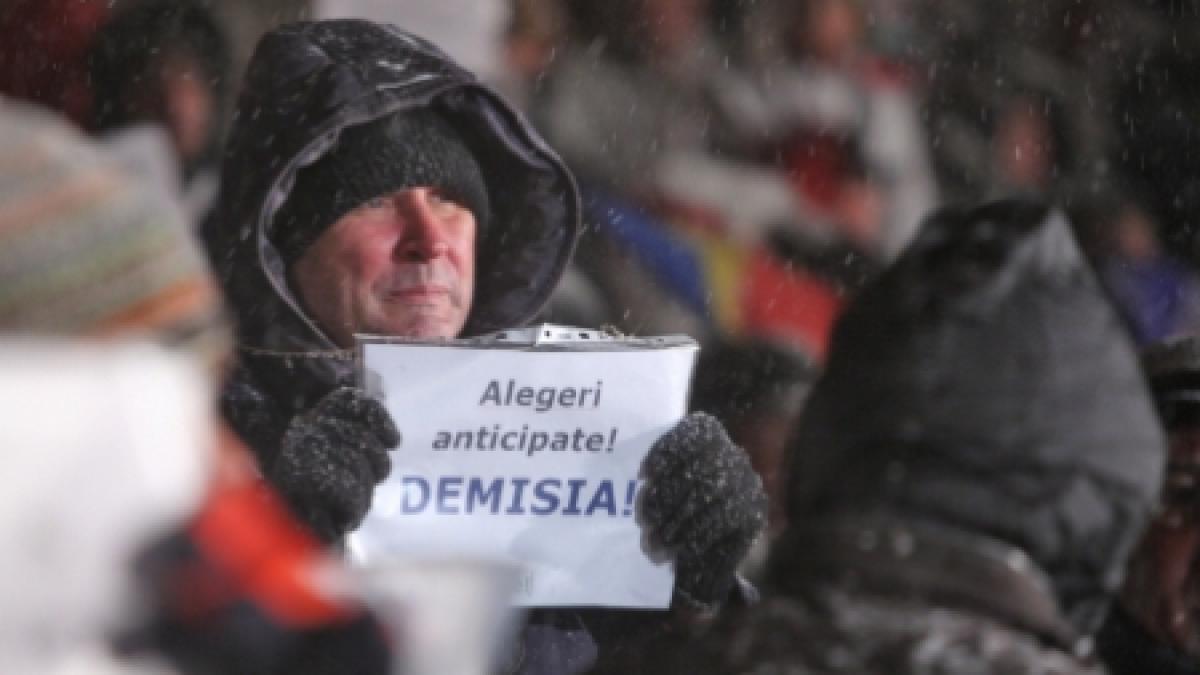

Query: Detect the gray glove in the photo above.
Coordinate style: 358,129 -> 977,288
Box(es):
270,387 -> 400,543
642,412 -> 767,610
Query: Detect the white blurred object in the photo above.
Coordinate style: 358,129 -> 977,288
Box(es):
99,125 -> 183,209
316,0 -> 509,81
654,150 -> 832,245
48,644 -> 177,675
350,559 -> 523,675
0,342 -> 214,672
97,123 -> 220,231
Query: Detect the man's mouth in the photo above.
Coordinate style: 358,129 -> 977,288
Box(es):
384,286 -> 451,301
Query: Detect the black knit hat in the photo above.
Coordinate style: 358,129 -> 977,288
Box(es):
272,107 -> 490,264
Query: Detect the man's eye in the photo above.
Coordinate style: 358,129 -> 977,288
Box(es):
429,190 -> 461,210
363,196 -> 388,209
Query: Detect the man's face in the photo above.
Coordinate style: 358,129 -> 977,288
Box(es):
291,187 -> 476,346
1121,426 -> 1200,658
160,51 -> 216,165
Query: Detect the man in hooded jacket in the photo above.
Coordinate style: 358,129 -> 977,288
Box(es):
205,20 -> 766,675
640,200 -> 1167,674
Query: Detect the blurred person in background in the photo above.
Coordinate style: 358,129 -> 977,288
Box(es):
207,19 -> 766,675
1111,29 -> 1200,266
1099,336 -> 1200,675
1090,198 -> 1200,346
0,96 -> 390,675
316,0 -> 510,82
726,0 -> 937,258
986,90 -> 1074,199
488,0 -> 618,330
88,0 -> 232,226
771,138 -> 888,260
490,0 -> 569,115
918,0 -> 1124,208
537,0 -> 851,349
542,0 -> 723,190
929,82 -> 1077,206
541,0 -> 807,243
641,200 -> 1166,673
0,0 -> 111,127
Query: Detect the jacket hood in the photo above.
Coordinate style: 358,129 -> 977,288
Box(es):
781,200 -> 1166,636
207,20 -> 579,401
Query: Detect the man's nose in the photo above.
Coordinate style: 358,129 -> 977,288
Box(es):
394,189 -> 449,261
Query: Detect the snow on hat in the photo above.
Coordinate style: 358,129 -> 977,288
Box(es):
0,98 -> 230,367
784,199 -> 1166,635
272,106 -> 491,266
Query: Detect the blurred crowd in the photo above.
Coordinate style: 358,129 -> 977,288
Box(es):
2,0 -> 1200,673
4,0 -> 1200,364
498,0 -> 1200,544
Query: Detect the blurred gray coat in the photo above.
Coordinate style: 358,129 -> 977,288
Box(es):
632,201 -> 1162,675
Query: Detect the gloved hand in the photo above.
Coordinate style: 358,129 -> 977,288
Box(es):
270,387 -> 400,543
642,412 -> 767,611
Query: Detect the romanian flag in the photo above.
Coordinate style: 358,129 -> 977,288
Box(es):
585,188 -> 843,362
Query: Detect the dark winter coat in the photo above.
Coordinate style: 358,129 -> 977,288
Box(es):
661,517 -> 1105,675
1097,606 -> 1200,675
206,19 -> 580,475
786,200 -> 1166,638
205,19 -> 584,674
645,200 -> 1164,675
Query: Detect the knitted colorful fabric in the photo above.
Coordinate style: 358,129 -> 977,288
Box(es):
0,97 -> 229,367
0,99 -> 390,674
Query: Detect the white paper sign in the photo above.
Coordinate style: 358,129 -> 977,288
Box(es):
348,328 -> 698,609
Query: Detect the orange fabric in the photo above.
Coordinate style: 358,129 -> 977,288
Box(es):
92,278 -> 221,336
741,250 -> 842,361
187,428 -> 354,628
